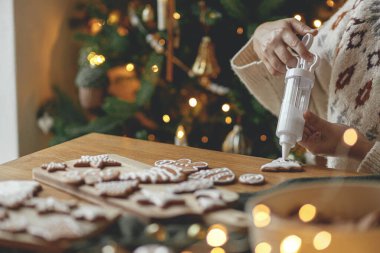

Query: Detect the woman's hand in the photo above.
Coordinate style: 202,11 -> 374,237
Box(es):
299,111 -> 374,161
252,18 -> 317,75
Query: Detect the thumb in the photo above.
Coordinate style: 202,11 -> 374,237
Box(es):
288,18 -> 318,36
304,111 -> 324,129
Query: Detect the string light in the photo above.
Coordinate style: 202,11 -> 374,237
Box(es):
162,114 -> 171,123
313,19 -> 322,28
298,204 -> 317,223
236,27 -> 244,35
252,204 -> 271,228
173,12 -> 181,20
206,224 -> 228,247
88,53 -> 105,66
151,64 -> 159,73
201,136 -> 209,143
255,242 -> 272,253
147,134 -> 156,141
125,63 -> 135,72
221,103 -> 230,112
313,231 -> 332,250
225,116 -> 232,125
117,27 -> 128,36
294,14 -> 302,21
280,235 -> 302,253
343,128 -> 358,146
326,0 -> 335,7
260,135 -> 267,142
189,97 -> 198,107
89,19 -> 103,34
107,11 -> 120,25
210,248 -> 225,253
177,129 -> 185,139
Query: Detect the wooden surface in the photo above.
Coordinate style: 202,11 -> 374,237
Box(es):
1,133 -> 360,197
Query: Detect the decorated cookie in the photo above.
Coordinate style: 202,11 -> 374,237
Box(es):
188,167 -> 236,184
119,166 -> 186,183
134,244 -> 174,253
167,179 -> 214,194
0,181 -> 41,208
41,162 -> 67,172
197,197 -> 226,213
27,216 -> 84,241
74,154 -> 121,169
238,173 -> 265,185
72,205 -> 107,221
261,158 -> 304,172
134,189 -> 186,208
24,197 -> 77,214
194,189 -> 223,200
0,217 -> 28,232
59,171 -> 84,185
83,169 -> 102,185
0,208 -> 7,220
100,168 -> 120,181
95,180 -> 139,197
155,159 -> 208,174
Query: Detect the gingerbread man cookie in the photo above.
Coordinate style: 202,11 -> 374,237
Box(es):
0,181 -> 41,208
95,180 -> 139,197
74,154 -> 121,169
41,162 -> 67,172
261,158 -> 304,172
155,159 -> 208,174
134,189 -> 186,208
188,167 -> 235,184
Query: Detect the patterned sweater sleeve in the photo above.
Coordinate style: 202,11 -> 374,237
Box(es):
357,142 -> 380,174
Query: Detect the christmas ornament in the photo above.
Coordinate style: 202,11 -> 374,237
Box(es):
222,125 -> 252,155
37,112 -> 54,135
192,36 -> 221,79
107,66 -> 141,102
175,125 -> 188,146
142,4 -> 155,23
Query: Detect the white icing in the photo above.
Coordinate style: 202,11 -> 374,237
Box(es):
239,173 -> 265,185
194,189 -> 223,200
189,167 -> 235,183
72,205 -> 107,221
261,158 -> 303,170
0,181 -> 40,208
197,197 -> 225,212
168,179 -> 214,193
137,189 -> 184,208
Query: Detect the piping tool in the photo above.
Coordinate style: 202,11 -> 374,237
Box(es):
276,34 -> 320,159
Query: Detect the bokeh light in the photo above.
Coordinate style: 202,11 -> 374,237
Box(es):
236,27 -> 244,35
255,242 -> 272,253
313,19 -> 322,28
252,204 -> 271,228
162,114 -> 171,123
225,116 -> 232,125
125,63 -> 135,72
189,97 -> 198,107
173,12 -> 181,20
343,128 -> 358,146
222,103 -> 230,112
313,231 -> 332,250
206,224 -> 228,247
294,14 -> 302,21
298,204 -> 317,223
280,235 -> 302,253
210,247 -> 225,253
260,135 -> 267,142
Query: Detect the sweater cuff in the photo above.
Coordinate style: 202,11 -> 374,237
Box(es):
357,141 -> 380,174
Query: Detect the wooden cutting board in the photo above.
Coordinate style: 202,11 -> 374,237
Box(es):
32,154 -> 247,227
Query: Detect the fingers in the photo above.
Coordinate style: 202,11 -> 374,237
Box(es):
304,111 -> 325,129
262,57 -> 282,76
282,31 -> 314,61
274,46 -> 298,68
287,18 -> 317,36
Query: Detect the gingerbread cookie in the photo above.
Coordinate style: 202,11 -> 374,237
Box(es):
27,216 -> 84,241
0,217 -> 28,232
155,159 -> 208,174
72,205 -> 107,221
238,173 -> 265,185
119,166 -> 185,183
0,208 -> 7,220
188,167 -> 235,184
59,171 -> 84,185
197,197 -> 226,213
194,189 -> 223,200
74,154 -> 121,169
168,179 -> 214,194
134,189 -> 186,208
0,181 -> 41,208
95,180 -> 139,197
24,197 -> 77,214
41,162 -> 67,172
261,158 -> 304,172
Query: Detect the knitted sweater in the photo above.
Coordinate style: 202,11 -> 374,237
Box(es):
231,0 -> 380,173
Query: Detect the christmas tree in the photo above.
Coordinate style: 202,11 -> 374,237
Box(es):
39,0 -> 345,159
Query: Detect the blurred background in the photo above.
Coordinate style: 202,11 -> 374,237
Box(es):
0,0 -> 345,164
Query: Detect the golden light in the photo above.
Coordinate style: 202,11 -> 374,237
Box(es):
255,242 -> 272,253
159,39 -> 166,46
107,11 -> 120,25
89,19 -> 103,34
147,134 -> 156,141
326,0 -> 335,7
89,54 -> 106,66
87,52 -> 96,62
236,27 -> 244,35
280,235 -> 302,253
225,116 -> 232,125
125,63 -> 135,72
222,103 -> 230,112
102,245 -> 115,253
177,130 -> 185,139
162,114 -> 171,123
173,12 -> 181,20
201,136 -> 209,143
210,247 -> 225,253
252,204 -> 271,228
152,64 -> 159,73
206,224 -> 228,247
260,135 -> 267,142
313,19 -> 322,28
117,27 -> 128,36
294,14 -> 302,21
189,97 -> 198,107
343,128 -> 358,146
298,204 -> 317,223
313,231 -> 332,250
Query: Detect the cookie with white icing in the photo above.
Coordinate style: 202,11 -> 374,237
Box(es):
72,204 -> 107,221
24,197 -> 77,214
167,179 -> 214,194
59,171 -> 84,185
197,197 -> 226,213
41,162 -> 67,172
0,217 -> 28,232
95,180 -> 139,197
74,154 -> 121,169
134,189 -> 186,208
0,181 -> 41,208
188,167 -> 235,184
0,208 -> 7,220
239,173 -> 265,185
119,166 -> 186,183
134,244 -> 174,253
155,159 -> 208,174
261,158 -> 304,172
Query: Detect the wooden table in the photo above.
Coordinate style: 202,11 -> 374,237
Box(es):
0,133 -> 363,252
